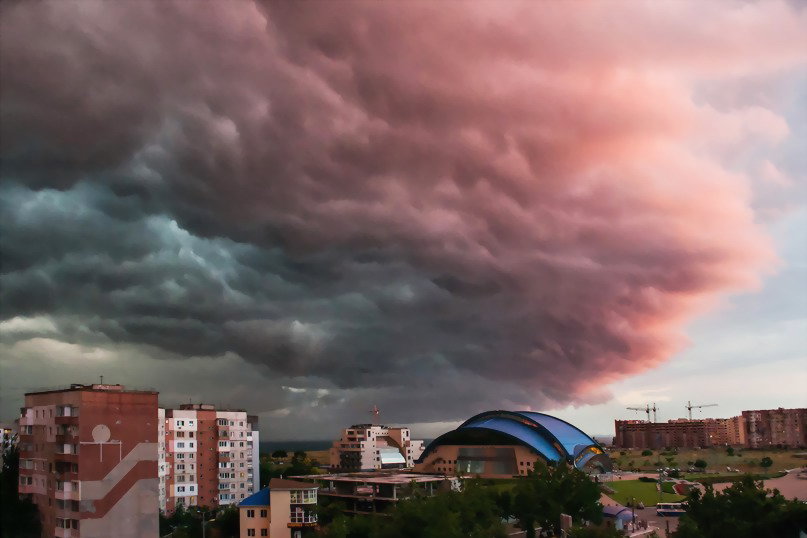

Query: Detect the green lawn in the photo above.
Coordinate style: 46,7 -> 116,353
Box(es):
606,480 -> 686,507
609,447 -> 806,474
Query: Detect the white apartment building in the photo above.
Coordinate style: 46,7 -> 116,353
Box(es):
329,424 -> 424,471
159,404 -> 260,512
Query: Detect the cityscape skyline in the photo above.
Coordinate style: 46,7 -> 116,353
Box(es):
1,0 -> 806,442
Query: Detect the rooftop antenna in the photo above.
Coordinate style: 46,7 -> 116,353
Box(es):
99,375 -> 103,385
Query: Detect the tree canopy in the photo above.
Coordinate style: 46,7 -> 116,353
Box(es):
511,462 -> 603,538
674,476 -> 807,538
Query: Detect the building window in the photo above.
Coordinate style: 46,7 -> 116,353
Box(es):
247,509 -> 255,518
260,509 -> 267,517
261,530 -> 268,536
247,530 -> 255,537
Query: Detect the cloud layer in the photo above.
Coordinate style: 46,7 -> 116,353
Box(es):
2,1 -> 804,433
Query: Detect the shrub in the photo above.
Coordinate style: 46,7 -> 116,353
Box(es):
760,456 -> 773,468
641,449 -> 653,456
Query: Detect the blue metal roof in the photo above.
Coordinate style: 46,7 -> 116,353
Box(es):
515,412 -> 598,457
460,416 -> 564,462
239,487 -> 270,507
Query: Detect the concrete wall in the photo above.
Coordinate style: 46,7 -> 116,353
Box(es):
269,490 -> 291,538
239,504 -> 270,538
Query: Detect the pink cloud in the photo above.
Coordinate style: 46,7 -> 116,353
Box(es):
1,0 -> 803,409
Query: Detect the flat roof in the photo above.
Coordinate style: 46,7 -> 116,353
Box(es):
24,384 -> 157,396
291,472 -> 452,485
268,478 -> 319,490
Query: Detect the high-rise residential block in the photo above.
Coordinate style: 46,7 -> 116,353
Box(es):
743,408 -> 807,448
17,383 -> 159,537
329,424 -> 424,471
159,404 -> 259,512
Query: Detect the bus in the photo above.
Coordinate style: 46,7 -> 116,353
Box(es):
656,502 -> 686,517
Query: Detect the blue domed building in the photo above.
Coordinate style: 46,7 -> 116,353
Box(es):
414,410 -> 611,478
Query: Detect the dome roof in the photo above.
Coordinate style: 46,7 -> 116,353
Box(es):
417,410 -> 611,472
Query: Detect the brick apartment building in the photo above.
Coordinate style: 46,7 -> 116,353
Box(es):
615,408 -> 805,449
614,417 -> 746,449
17,384 -> 159,537
159,404 -> 260,512
743,408 -> 807,448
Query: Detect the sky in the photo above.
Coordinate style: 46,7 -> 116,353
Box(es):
1,0 -> 805,440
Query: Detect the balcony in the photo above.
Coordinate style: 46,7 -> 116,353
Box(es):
55,416 -> 78,426
55,453 -> 79,464
55,488 -> 80,501
55,433 -> 79,445
55,527 -> 78,538
288,511 -> 317,527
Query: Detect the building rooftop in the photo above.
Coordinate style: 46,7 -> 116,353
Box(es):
24,383 -> 157,396
268,478 -> 319,490
292,472 -> 451,485
239,488 -> 270,507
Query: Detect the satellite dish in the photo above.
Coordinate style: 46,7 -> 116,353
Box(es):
92,424 -> 111,443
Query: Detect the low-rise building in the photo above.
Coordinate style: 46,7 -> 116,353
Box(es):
238,478 -> 318,538
415,410 -> 611,477
329,424 -> 424,471
292,471 -> 457,516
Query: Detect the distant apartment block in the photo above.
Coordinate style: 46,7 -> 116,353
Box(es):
18,384 -> 159,538
614,418 -> 745,449
329,424 -> 424,471
743,408 -> 807,449
615,408 -> 805,449
159,404 -> 259,512
238,478 -> 318,538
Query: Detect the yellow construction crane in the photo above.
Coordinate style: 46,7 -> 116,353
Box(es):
685,401 -> 717,421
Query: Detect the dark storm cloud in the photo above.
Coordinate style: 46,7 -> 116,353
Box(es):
2,0 -> 803,427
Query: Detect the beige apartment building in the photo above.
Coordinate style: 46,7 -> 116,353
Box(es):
329,424 -> 424,471
239,478 -> 318,538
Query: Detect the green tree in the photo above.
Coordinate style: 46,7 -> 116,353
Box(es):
317,482 -> 506,538
759,456 -> 773,468
726,447 -> 735,457
212,505 -> 240,537
569,526 -> 627,538
375,482 -> 506,538
674,476 -> 807,538
0,441 -> 42,538
693,459 -> 707,470
641,449 -> 653,456
511,463 -> 603,537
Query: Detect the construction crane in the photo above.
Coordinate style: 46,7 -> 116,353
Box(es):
627,403 -> 657,423
686,401 -> 717,421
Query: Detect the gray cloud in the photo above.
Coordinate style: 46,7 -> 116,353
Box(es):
2,0 -> 803,434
